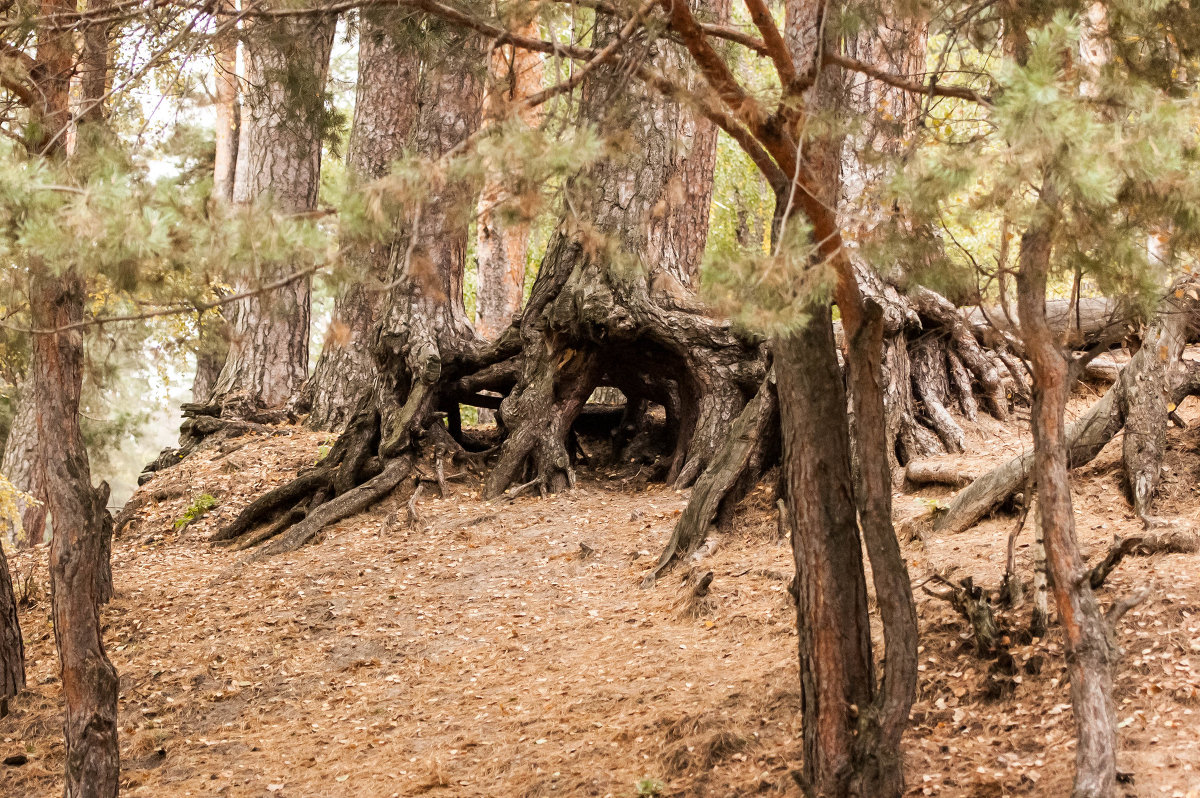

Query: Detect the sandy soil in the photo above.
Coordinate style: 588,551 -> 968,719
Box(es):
3,391 -> 1200,797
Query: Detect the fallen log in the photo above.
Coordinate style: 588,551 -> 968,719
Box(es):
904,460 -> 974,488
936,346 -> 1200,535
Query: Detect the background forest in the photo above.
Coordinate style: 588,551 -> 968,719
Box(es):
1,0 -> 1199,797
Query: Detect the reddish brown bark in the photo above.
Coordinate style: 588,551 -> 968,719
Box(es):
1015,181 -> 1116,798
775,308 -> 878,796
22,6 -> 122,793
475,21 -> 543,339
32,271 -> 120,798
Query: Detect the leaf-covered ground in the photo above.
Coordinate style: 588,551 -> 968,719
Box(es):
3,391 -> 1200,797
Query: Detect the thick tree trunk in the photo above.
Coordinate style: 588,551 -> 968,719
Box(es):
475,21 -> 543,340
1016,185 -> 1116,798
215,21 -> 486,553
305,12 -> 421,431
31,272 -> 119,798
645,0 -> 727,290
209,10 -> 336,412
486,11 -> 750,498
0,386 -> 47,545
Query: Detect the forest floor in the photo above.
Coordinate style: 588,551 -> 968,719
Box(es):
4,386 -> 1200,797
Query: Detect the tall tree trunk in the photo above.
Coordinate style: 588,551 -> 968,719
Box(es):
32,272 -> 120,798
213,20 -> 487,553
304,12 -> 421,432
645,0 -> 726,291
474,21 -> 543,340
23,5 -> 122,793
190,6 -> 238,403
372,21 -> 483,454
212,0 -> 239,203
0,384 -> 47,545
1015,182 -> 1116,798
771,2 -> 917,794
775,308 -> 878,797
209,9 -> 336,412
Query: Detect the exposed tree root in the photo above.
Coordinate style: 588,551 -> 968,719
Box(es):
1089,527 -> 1200,589
923,574 -> 999,655
937,351 -> 1200,535
644,375 -> 777,585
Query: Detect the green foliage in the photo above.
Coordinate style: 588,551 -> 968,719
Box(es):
887,9 -> 1200,314
635,777 -> 665,797
708,131 -> 773,259
174,493 -> 216,530
0,470 -> 36,546
701,214 -> 830,337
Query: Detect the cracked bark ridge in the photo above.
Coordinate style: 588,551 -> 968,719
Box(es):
214,21 -> 487,555
304,13 -> 422,432
209,9 -> 336,412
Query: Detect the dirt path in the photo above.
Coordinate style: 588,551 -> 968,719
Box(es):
4,403 -> 1200,797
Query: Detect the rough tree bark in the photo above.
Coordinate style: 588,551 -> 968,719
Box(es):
775,307 -> 878,797
0,386 -> 47,545
645,0 -> 727,290
484,10 -> 754,499
0,538 -> 23,716
1016,181 -> 1116,798
475,20 -> 543,340
214,7 -> 763,558
1121,287 -> 1191,523
19,6 -> 122,793
208,9 -> 336,412
304,13 -> 422,431
214,19 -> 487,553
32,272 -> 120,798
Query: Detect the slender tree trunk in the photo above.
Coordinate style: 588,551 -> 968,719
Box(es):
305,12 -> 421,431
210,9 -> 336,412
212,0 -> 239,203
1015,184 -> 1116,798
32,271 -> 120,798
475,21 -> 543,340
0,536 -> 24,716
190,5 -> 238,402
22,5 -> 122,793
